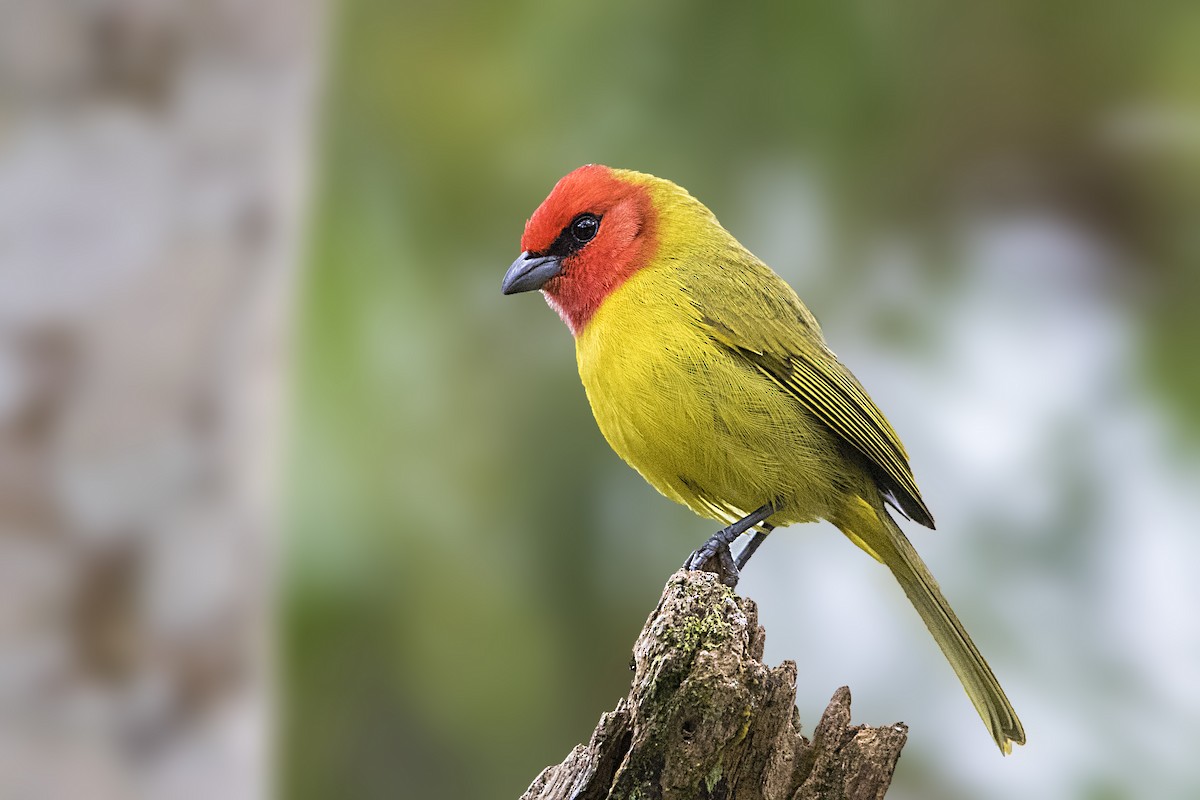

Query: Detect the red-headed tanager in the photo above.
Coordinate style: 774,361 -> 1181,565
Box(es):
502,165 -> 1025,753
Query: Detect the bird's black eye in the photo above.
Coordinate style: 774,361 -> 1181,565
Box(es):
544,213 -> 601,258
570,214 -> 599,244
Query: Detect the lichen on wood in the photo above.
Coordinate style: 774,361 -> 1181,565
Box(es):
521,570 -> 907,800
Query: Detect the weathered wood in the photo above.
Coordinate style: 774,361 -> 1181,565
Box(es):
522,570 -> 907,800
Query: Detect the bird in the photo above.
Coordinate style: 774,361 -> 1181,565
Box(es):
501,164 -> 1025,754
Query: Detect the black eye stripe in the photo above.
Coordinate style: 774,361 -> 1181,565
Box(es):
545,213 -> 601,258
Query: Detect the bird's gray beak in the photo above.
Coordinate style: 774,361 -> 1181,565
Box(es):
502,252 -> 563,295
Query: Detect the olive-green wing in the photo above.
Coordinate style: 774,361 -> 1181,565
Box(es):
685,257 -> 935,528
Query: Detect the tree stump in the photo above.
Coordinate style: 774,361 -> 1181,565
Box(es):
521,570 -> 908,800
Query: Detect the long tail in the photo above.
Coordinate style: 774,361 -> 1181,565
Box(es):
837,498 -> 1026,753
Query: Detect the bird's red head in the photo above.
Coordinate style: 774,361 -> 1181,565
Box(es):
502,165 -> 659,334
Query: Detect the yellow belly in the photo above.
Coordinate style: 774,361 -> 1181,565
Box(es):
574,267 -> 852,527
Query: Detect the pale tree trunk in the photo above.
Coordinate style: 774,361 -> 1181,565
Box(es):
0,2 -> 323,798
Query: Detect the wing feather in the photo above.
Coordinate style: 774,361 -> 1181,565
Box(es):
686,253 -> 935,528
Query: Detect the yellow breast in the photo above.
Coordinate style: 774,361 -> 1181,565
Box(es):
574,264 -> 843,527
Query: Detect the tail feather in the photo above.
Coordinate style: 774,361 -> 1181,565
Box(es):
838,499 -> 1026,753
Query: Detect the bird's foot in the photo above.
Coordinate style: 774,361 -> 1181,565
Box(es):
684,538 -> 740,588
683,503 -> 777,589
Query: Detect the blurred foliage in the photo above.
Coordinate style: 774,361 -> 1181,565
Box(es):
284,1 -> 1200,798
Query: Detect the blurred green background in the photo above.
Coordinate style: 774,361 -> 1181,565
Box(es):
284,2 -> 1200,798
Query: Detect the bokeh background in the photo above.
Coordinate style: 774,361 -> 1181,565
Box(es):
284,2 -> 1200,799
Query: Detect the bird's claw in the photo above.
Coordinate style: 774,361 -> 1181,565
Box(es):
684,541 -> 740,588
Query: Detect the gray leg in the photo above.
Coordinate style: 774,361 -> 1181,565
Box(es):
735,524 -> 774,571
684,503 -> 775,587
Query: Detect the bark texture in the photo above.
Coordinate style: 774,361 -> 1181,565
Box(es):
522,571 -> 907,800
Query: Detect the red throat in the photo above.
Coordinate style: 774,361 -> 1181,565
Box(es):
521,166 -> 659,334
